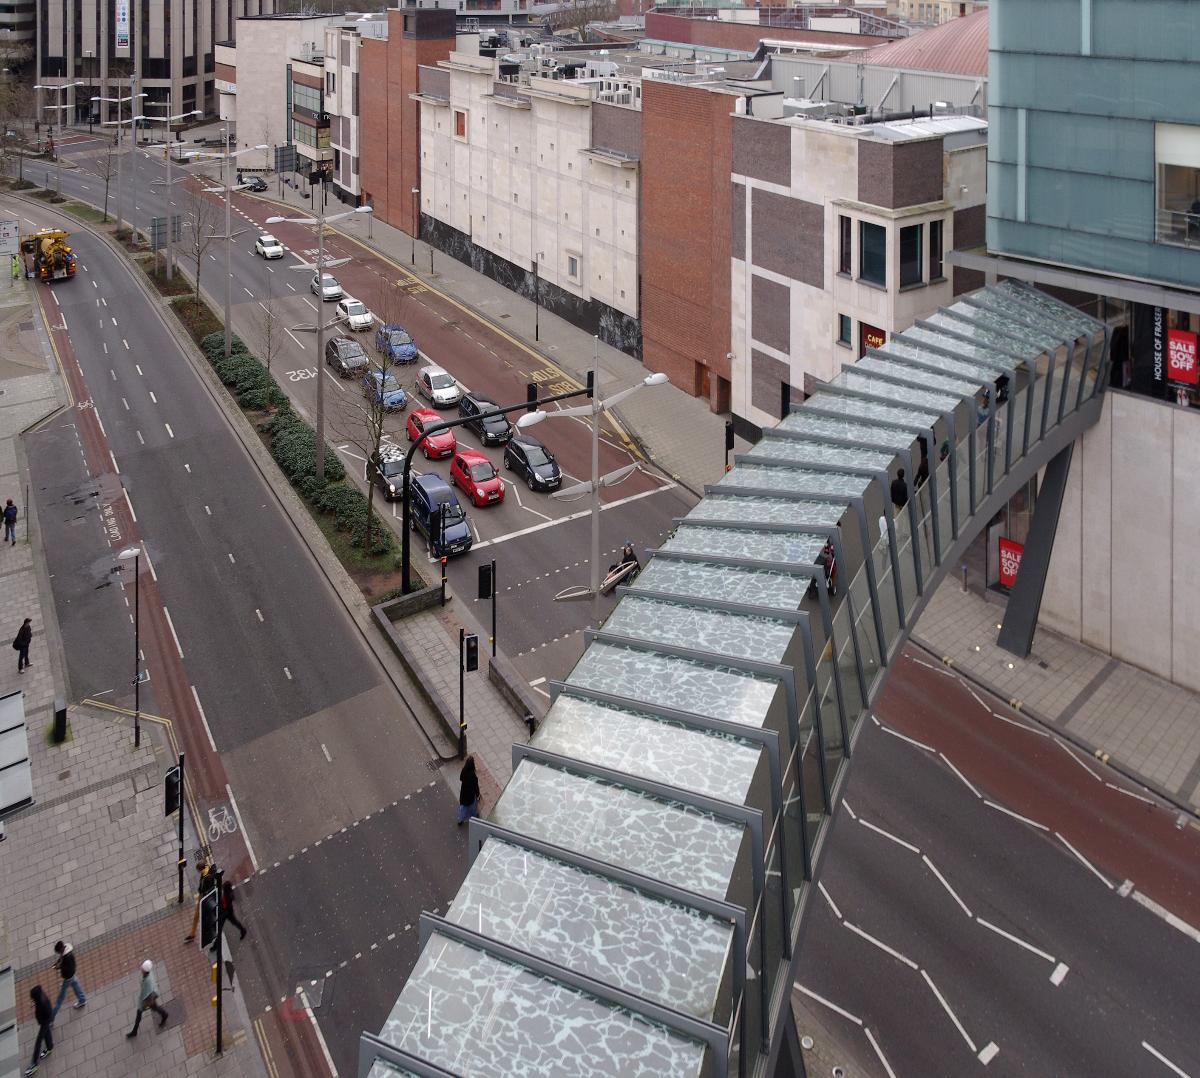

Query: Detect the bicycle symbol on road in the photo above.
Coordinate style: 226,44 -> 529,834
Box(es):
208,805 -> 238,842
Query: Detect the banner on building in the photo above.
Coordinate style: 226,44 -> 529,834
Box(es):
1129,303 -> 1167,397
116,0 -> 130,52
859,323 -> 886,358
998,537 -> 1024,590
1167,327 -> 1198,386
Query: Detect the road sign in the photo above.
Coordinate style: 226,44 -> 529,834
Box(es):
275,144 -> 297,174
0,219 -> 18,256
150,214 -> 183,251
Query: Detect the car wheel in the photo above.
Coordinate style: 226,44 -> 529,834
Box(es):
527,474 -> 536,491
503,457 -> 513,472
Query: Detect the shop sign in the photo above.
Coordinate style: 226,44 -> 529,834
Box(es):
998,537 -> 1023,589
1167,328 -> 1198,385
859,323 -> 886,357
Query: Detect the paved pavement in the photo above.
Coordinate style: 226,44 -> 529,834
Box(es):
0,268 -> 266,1078
914,576 -> 1200,814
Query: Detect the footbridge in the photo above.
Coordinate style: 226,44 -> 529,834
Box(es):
359,281 -> 1108,1078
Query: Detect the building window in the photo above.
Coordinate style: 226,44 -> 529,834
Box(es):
838,214 -> 852,275
837,314 -> 852,346
326,72 -> 335,94
567,254 -> 580,280
859,221 -> 886,287
899,224 -> 923,288
929,219 -> 945,280
454,110 -> 466,140
1155,122 -> 1200,248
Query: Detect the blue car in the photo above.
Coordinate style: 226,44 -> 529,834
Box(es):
375,322 -> 419,365
362,368 -> 409,411
410,474 -> 473,557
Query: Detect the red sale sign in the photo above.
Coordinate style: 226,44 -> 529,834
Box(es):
998,537 -> 1023,589
1168,328 -> 1198,385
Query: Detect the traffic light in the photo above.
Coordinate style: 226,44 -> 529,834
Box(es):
164,765 -> 181,817
586,370 -> 595,399
478,563 -> 493,600
464,633 -> 479,672
526,383 -> 538,412
199,887 -> 220,950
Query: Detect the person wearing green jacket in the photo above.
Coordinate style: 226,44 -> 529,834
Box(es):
126,960 -> 168,1037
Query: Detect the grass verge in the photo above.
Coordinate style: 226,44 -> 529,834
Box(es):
169,296 -> 222,345
60,201 -> 108,225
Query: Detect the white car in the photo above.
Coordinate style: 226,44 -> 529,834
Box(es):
336,297 -> 373,331
254,234 -> 284,259
417,364 -> 462,408
311,273 -> 344,301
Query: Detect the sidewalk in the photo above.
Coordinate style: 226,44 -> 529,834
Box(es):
0,254 -> 266,1078
913,577 -> 1200,815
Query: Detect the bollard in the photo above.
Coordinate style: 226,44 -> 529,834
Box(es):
53,697 -> 67,743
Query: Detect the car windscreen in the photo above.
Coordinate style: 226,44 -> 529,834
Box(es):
429,373 -> 455,389
469,462 -> 496,482
344,302 -> 366,315
382,460 -> 404,477
389,331 -> 413,346
524,445 -> 552,467
482,413 -> 509,430
441,504 -> 466,525
321,276 -> 337,286
260,236 -> 278,246
380,375 -> 401,392
340,342 -> 366,359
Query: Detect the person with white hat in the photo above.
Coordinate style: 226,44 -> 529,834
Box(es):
126,960 -> 168,1037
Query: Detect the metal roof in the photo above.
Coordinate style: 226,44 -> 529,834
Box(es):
857,9 -> 988,77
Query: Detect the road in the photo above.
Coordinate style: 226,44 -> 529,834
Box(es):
795,648 -> 1200,1078
30,138 -> 695,698
16,191 -> 468,1078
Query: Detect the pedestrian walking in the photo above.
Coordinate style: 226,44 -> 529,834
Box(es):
220,880 -> 247,940
457,754 -> 480,826
890,469 -> 908,510
3,500 -> 17,545
51,940 -> 86,1017
13,618 -> 32,673
184,858 -> 217,944
125,959 -> 168,1037
25,985 -> 53,1075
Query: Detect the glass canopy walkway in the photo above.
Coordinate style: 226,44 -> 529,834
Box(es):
358,281 -> 1108,1078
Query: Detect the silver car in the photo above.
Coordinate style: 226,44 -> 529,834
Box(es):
311,273 -> 344,301
417,364 -> 461,408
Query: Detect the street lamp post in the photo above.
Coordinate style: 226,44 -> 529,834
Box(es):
94,80 -> 147,237
266,204 -> 372,482
141,97 -> 202,281
33,82 -> 84,195
518,363 -> 669,627
118,546 -> 143,748
410,187 -> 419,265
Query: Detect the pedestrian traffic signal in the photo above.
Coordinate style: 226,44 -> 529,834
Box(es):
164,764 -> 181,817
464,633 -> 479,672
478,563 -> 493,600
199,887 -> 220,950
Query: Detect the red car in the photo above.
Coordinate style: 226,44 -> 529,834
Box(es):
450,449 -> 505,507
407,408 -> 456,459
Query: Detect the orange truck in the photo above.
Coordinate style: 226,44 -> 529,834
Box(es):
20,229 -> 77,281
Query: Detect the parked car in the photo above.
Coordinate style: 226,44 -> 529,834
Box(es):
406,408 -> 456,459
458,393 -> 513,446
254,234 -> 284,259
369,443 -> 407,501
311,272 -> 344,301
361,368 -> 409,411
375,322 -> 419,365
410,473 -> 473,557
336,297 -> 373,331
504,433 -> 562,491
242,175 -> 269,193
450,449 -> 505,507
325,336 -> 370,378
416,364 -> 462,408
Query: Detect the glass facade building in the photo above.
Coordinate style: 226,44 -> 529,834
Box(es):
360,282 -> 1107,1078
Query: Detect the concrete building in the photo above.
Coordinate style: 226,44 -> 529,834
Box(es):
36,0 -> 273,125
0,0 -> 35,50
325,17 -> 387,205
729,111 -> 987,433
891,0 -> 988,25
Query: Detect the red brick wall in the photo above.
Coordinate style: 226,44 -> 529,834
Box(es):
644,12 -> 888,53
640,81 -> 735,411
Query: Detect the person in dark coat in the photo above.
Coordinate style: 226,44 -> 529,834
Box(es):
889,469 -> 908,509
13,617 -> 32,673
52,940 -> 86,1016
457,755 -> 480,826
220,880 -> 247,941
3,499 -> 18,545
26,985 -> 53,1075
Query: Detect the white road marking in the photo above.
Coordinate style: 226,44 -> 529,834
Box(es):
920,968 -> 977,1054
111,317 -> 117,326
109,451 -> 119,473
844,920 -> 918,970
244,287 -> 254,297
94,409 -> 106,437
983,799 -> 1049,831
1104,781 -> 1156,806
304,297 -> 317,310
939,752 -> 982,798
228,553 -> 236,564
123,488 -> 137,522
860,817 -> 920,855
164,423 -> 174,438
122,397 -> 129,410
149,391 -> 157,404
183,464 -> 190,474
864,1027 -> 898,1078
204,505 -> 211,515
136,430 -> 144,445
842,799 -> 857,820
1050,962 -> 1070,986
285,327 -> 306,350
322,743 -> 332,762
817,881 -> 842,921
975,915 -> 1055,964
1055,831 -> 1114,889
793,983 -> 861,1026
1142,1041 -> 1193,1078
124,339 -> 130,350
143,548 -> 158,582
1132,890 -> 1200,945
922,854 -> 972,917
136,365 -> 142,375
1054,737 -> 1102,781
979,1042 -> 1000,1066
880,725 -> 934,753
287,282 -> 296,292
192,685 -> 217,751
255,608 -> 263,621
227,784 -> 259,874
162,607 -> 184,658
284,667 -> 293,680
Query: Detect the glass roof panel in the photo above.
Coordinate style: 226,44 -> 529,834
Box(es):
779,411 -> 914,449
892,329 -> 1013,372
635,555 -> 812,609
534,693 -> 761,803
994,280 -> 1100,337
751,435 -> 894,471
448,839 -> 735,1020
968,287 -> 1084,345
857,355 -> 980,396
493,760 -> 744,899
366,1063 -> 416,1078
805,392 -> 935,428
567,640 -> 780,729
378,933 -> 708,1077
931,307 -> 1049,355
605,594 -> 796,663
837,369 -> 961,412
721,463 -> 867,498
689,493 -> 844,527
664,523 -> 827,566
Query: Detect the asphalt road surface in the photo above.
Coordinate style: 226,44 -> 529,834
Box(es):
795,648 -> 1200,1078
18,193 -> 469,1077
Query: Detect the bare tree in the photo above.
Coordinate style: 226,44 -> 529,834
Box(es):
92,149 -> 117,222
182,184 -> 220,297
260,276 -> 281,385
548,0 -> 617,39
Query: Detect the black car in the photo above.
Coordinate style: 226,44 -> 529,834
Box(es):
369,444 -> 407,501
325,336 -> 370,377
504,434 -> 561,491
458,393 -> 513,445
242,175 -> 268,193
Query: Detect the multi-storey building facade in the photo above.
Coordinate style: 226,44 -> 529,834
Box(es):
325,19 -> 384,205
